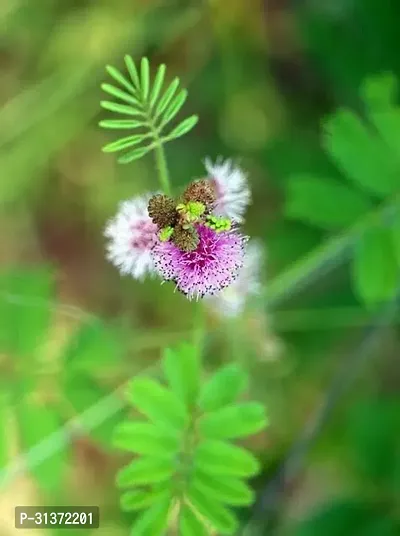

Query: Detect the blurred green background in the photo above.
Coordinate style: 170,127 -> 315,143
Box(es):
1,0 -> 399,534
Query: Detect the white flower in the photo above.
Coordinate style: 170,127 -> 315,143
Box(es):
205,157 -> 251,223
205,240 -> 264,317
104,193 -> 158,280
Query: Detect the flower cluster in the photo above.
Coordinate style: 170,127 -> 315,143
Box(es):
105,158 -> 262,308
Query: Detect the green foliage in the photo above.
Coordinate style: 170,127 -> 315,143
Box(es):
113,343 -> 268,535
0,268 -> 125,490
284,73 -> 400,308
291,499 -> 399,536
100,56 -> 198,163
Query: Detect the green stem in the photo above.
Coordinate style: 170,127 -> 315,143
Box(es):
264,194 -> 400,308
154,139 -> 171,196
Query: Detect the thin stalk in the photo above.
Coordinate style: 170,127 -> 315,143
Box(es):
153,136 -> 172,196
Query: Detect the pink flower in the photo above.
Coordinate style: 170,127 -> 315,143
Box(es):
104,193 -> 158,279
152,224 -> 248,300
205,157 -> 251,223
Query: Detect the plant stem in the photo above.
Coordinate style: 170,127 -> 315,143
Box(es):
154,139 -> 171,196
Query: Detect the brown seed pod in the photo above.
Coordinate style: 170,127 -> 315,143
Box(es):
148,194 -> 177,228
182,179 -> 216,212
172,225 -> 200,252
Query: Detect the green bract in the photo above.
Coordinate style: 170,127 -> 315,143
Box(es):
113,343 -> 268,535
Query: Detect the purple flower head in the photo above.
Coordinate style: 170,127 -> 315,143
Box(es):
152,224 -> 248,300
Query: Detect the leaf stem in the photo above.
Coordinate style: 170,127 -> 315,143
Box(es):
153,137 -> 172,196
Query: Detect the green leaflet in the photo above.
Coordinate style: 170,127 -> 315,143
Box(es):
352,225 -> 398,307
16,399 -> 66,491
199,402 -> 268,440
164,115 -> 198,140
116,457 -> 175,488
193,440 -> 261,477
285,174 -> 373,229
323,109 -> 398,197
129,496 -> 172,536
198,364 -> 248,412
120,488 -> 171,512
187,486 -> 238,534
391,211 -> 400,265
113,421 -> 181,457
126,377 -> 188,431
179,502 -> 207,536
190,471 -> 255,506
162,343 -> 201,408
0,268 -> 52,359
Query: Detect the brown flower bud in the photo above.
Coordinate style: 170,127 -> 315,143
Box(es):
148,194 -> 177,228
172,225 -> 200,252
182,179 -> 216,212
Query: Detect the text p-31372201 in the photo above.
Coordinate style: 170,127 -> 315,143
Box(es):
15,506 -> 99,529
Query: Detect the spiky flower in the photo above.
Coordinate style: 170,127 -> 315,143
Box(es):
205,240 -> 263,316
148,194 -> 177,228
152,224 -> 248,300
182,179 -> 216,212
172,225 -> 200,252
104,194 -> 158,279
205,157 -> 251,223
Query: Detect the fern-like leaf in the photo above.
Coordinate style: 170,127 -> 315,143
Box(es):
113,343 -> 268,535
100,56 -> 198,163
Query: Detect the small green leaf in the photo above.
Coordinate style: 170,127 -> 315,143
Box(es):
361,74 -> 397,111
116,457 -> 174,488
198,364 -> 247,412
179,502 -> 207,536
162,343 -> 200,407
117,145 -> 154,163
166,115 -> 198,140
102,134 -> 146,153
17,399 -> 66,491
193,440 -> 260,477
140,57 -> 150,100
199,403 -> 268,439
99,119 -> 143,129
129,496 -> 171,536
106,64 -> 137,95
191,472 -> 254,506
155,78 -> 180,119
113,421 -> 180,457
124,55 -> 140,89
100,101 -> 143,116
120,487 -> 171,512
127,377 -> 188,431
352,225 -> 398,307
160,89 -> 188,126
187,487 -> 238,534
285,175 -> 373,229
150,64 -> 166,109
101,84 -> 140,106
323,109 -> 398,197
